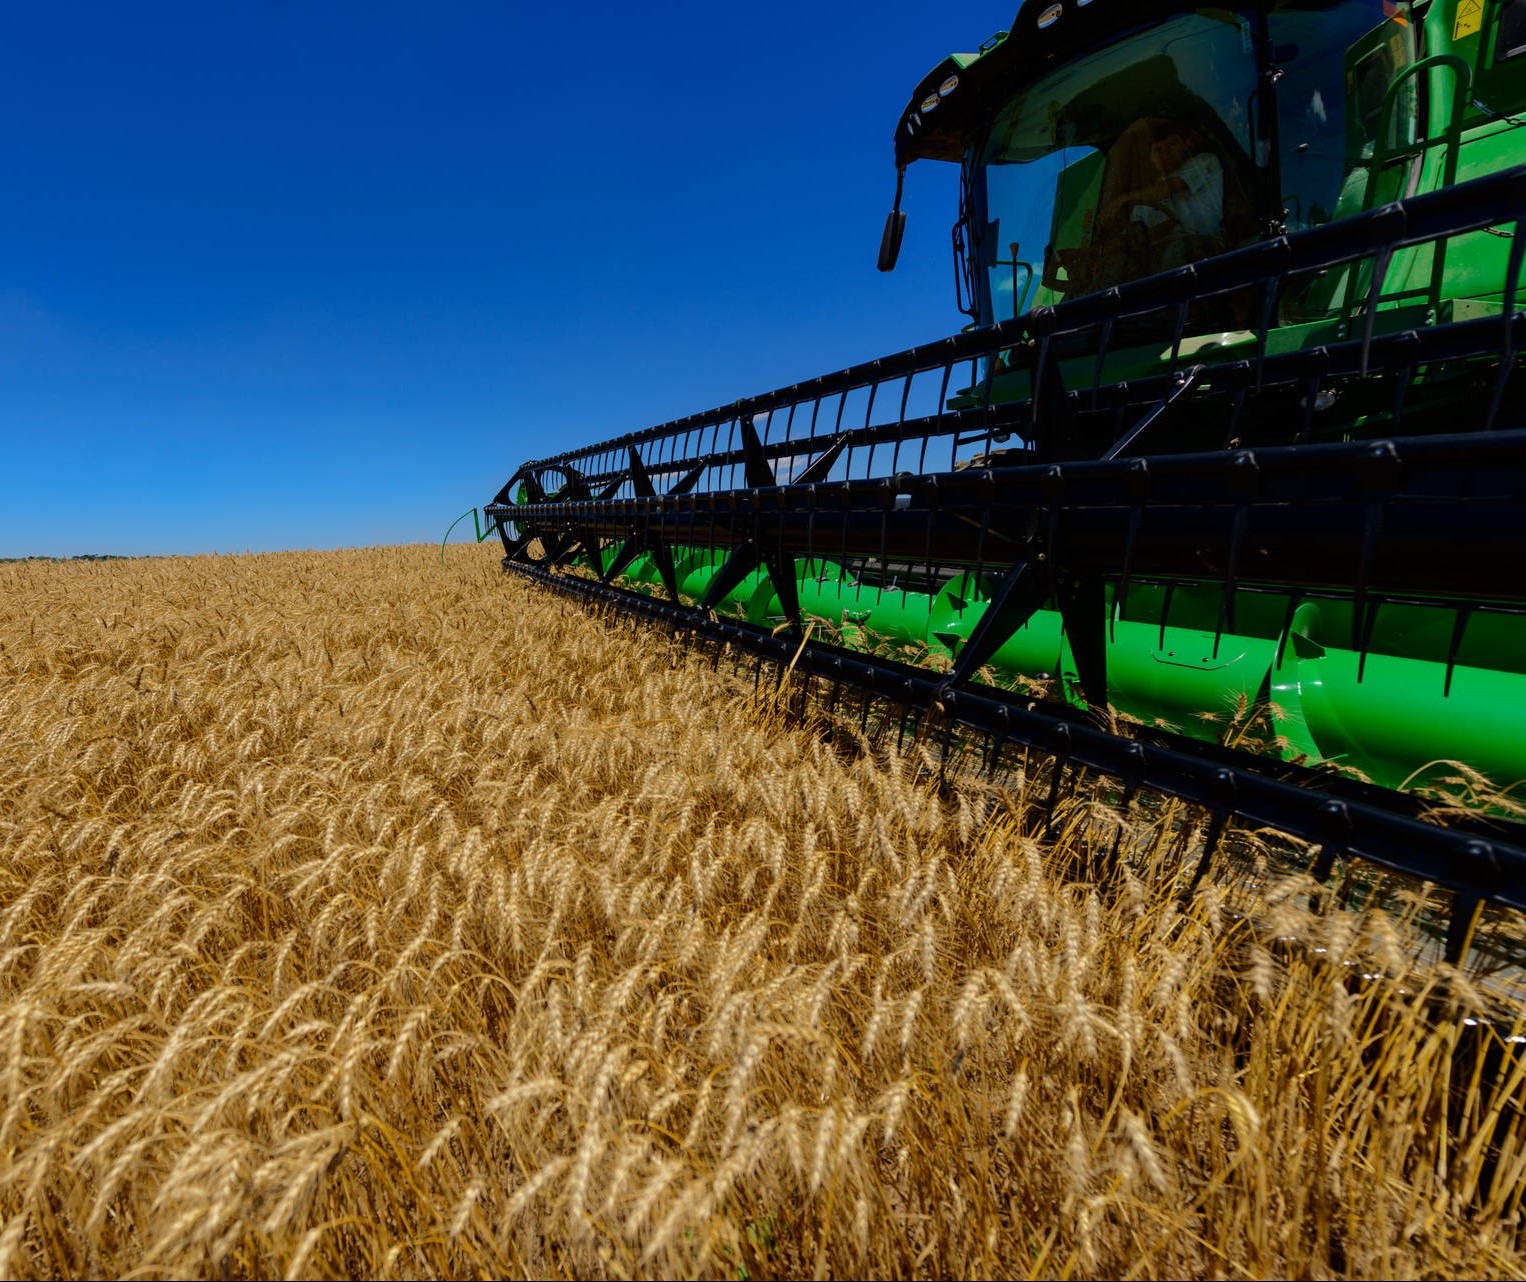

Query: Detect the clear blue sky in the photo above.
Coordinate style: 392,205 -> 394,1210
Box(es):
2,2 -> 1014,556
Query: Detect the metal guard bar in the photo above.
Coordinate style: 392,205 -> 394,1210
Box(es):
494,428 -> 1526,612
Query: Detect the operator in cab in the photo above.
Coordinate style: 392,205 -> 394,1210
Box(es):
1102,121 -> 1227,270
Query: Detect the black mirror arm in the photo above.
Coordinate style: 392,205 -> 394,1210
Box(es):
878,165 -> 908,273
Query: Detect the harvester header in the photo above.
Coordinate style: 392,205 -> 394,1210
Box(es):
489,0 -> 1526,956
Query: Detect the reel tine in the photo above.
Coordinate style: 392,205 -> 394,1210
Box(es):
1443,605 -> 1473,699
1444,890 -> 1484,966
1042,756 -> 1072,838
947,558 -> 1048,687
796,433 -> 850,485
701,545 -> 763,611
651,542 -> 683,605
1212,505 -> 1247,662
669,463 -> 708,495
601,540 -> 641,584
761,543 -> 805,636
1308,843 -> 1344,913
1184,810 -> 1232,901
1056,574 -> 1108,712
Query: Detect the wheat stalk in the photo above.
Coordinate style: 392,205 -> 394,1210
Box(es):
0,547 -> 1518,1278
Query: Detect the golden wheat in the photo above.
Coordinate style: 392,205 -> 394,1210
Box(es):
0,546 -> 1521,1279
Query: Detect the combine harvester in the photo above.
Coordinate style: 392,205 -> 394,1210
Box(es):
488,0 -> 1526,956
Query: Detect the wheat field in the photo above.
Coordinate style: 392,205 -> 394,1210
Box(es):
0,545 -> 1523,1279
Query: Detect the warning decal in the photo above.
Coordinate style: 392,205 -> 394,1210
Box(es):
1454,0 -> 1484,40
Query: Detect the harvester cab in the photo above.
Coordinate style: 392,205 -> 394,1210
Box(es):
491,0 -> 1526,948
886,0 -> 1519,399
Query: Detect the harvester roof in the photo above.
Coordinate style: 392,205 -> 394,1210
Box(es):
893,0 -> 1348,166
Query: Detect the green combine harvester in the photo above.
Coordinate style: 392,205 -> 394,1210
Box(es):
490,0 -> 1526,949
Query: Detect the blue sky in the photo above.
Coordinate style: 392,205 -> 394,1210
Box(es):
2,2 -> 1014,556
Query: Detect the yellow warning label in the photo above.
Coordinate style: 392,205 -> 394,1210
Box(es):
1454,0 -> 1483,40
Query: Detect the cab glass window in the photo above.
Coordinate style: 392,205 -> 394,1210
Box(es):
1270,0 -> 1414,231
1498,0 -> 1526,61
973,8 -> 1265,318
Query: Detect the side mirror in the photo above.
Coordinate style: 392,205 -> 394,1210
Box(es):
878,209 -> 907,272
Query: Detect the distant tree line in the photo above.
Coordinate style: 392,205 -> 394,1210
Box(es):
0,554 -> 144,563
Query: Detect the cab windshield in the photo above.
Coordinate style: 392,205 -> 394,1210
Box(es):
972,10 -> 1267,324
969,2 -> 1413,324
970,9 -> 1269,323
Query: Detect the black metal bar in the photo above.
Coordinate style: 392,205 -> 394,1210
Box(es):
493,429 -> 1526,614
1101,366 -> 1202,461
